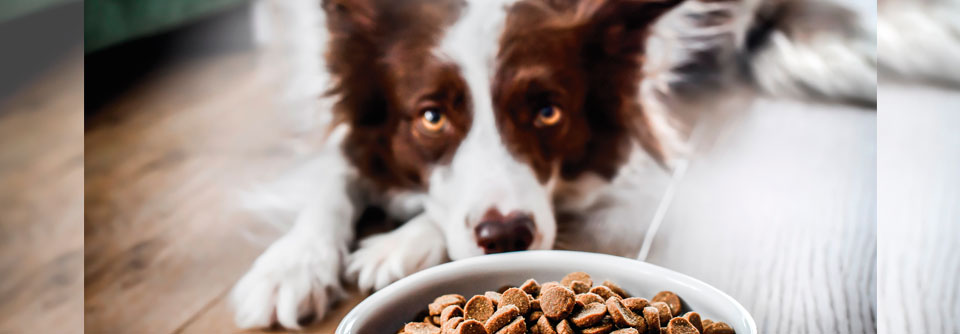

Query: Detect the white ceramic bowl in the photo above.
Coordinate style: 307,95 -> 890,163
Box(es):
337,250 -> 757,334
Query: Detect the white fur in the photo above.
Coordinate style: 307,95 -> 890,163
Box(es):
346,214 -> 447,292
878,0 -> 960,85
649,0 -> 877,105
749,23 -> 877,104
427,0 -> 557,260
231,126 -> 360,329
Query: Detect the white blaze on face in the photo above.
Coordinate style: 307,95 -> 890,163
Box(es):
426,0 -> 557,260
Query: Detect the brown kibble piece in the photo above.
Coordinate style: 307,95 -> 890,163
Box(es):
611,329 -> 640,334
464,295 -> 496,322
501,288 -> 532,315
571,302 -> 608,327
441,305 -> 464,324
541,281 -> 562,290
570,280 -> 591,294
529,310 -> 543,323
703,322 -> 735,334
442,317 -> 464,334
682,312 -> 703,333
495,316 -> 526,334
556,319 -> 576,334
577,292 -> 606,306
701,319 -> 714,328
540,285 -> 576,320
404,322 -> 440,334
455,319 -> 487,334
580,317 -> 615,334
606,297 -> 644,328
530,298 -> 541,311
652,291 -> 682,317
536,314 -> 557,334
602,280 -> 630,298
622,297 -> 649,312
651,302 -> 671,325
561,271 -> 593,288
520,279 -> 541,296
432,316 -> 442,326
642,307 -> 661,334
666,317 -> 699,334
590,286 -> 619,300
430,294 -> 466,316
485,291 -> 503,306
484,305 -> 520,333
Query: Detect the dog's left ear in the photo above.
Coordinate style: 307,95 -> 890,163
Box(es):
576,0 -> 682,56
575,0 -> 683,166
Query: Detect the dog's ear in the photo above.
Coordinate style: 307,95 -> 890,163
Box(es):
323,0 -> 378,36
576,0 -> 682,56
574,0 -> 682,166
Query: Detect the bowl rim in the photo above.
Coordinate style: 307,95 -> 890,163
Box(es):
336,250 -> 758,334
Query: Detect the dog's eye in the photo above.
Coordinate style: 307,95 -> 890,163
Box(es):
535,105 -> 562,127
419,108 -> 447,132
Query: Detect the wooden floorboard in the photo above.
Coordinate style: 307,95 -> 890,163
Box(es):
83,49 -> 331,333
0,53 -> 84,333
877,84 -> 960,333
645,99 -> 877,333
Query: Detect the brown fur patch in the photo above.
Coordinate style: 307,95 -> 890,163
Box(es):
493,0 -> 681,182
323,0 -> 470,190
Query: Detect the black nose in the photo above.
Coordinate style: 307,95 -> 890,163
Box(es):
474,213 -> 535,254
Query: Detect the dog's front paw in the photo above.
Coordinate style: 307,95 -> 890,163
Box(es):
346,216 -> 447,292
230,236 -> 345,329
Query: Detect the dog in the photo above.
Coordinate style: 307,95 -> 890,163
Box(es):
230,0 -> 876,329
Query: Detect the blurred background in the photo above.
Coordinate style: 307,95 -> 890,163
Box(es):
0,0 -> 955,333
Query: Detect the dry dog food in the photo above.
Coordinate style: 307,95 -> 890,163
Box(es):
397,272 -> 736,334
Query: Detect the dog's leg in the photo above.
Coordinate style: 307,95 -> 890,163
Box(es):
346,213 -> 448,292
230,153 -> 359,329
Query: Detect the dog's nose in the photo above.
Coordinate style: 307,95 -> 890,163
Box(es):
474,211 -> 536,254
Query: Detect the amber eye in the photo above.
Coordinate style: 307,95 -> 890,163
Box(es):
535,105 -> 562,127
419,108 -> 447,132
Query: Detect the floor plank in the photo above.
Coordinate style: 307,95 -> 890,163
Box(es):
645,99 -> 877,333
83,49 -> 328,333
877,84 -> 960,333
0,53 -> 84,333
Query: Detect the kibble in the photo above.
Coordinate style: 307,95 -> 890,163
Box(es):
621,297 -> 649,312
703,321 -> 736,334
653,291 -> 683,317
457,320 -> 488,334
398,272 -> 736,334
484,305 -> 520,333
465,295 -> 496,322
540,285 -> 576,320
576,292 -> 605,306
570,302 -> 607,327
442,305 -> 464,324
405,322 -> 440,334
501,288 -> 532,315
667,317 -> 699,334
431,295 -> 467,316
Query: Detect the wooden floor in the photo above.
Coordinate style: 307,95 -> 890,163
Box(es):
0,52 -> 84,333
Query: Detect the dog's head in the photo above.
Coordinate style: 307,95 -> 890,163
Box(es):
324,0 -> 680,259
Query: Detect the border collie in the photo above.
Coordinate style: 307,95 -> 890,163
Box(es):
231,0 -> 876,328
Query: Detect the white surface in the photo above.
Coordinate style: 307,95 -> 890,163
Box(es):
646,98 -> 877,333
336,250 -> 757,334
878,83 -> 960,333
